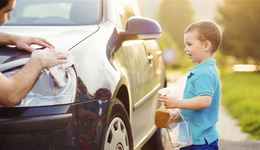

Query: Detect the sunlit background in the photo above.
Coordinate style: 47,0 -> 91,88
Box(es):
138,0 -> 260,140
138,0 -> 259,72
139,0 -> 223,20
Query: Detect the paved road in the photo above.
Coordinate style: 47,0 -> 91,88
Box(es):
163,72 -> 260,150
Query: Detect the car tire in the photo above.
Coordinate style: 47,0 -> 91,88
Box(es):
142,128 -> 166,150
102,99 -> 133,150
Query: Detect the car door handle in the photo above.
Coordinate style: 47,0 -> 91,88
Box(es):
156,51 -> 162,56
147,55 -> 153,61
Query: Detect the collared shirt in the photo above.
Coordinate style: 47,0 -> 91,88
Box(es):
182,60 -> 221,145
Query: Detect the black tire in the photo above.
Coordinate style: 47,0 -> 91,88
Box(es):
142,128 -> 165,150
102,99 -> 133,150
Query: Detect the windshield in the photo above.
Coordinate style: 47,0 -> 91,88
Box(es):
5,0 -> 102,26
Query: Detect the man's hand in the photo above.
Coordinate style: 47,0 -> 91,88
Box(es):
14,35 -> 55,52
31,49 -> 68,69
0,32 -> 55,52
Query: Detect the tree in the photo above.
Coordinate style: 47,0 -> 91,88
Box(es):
158,0 -> 195,50
158,31 -> 193,69
216,0 -> 260,64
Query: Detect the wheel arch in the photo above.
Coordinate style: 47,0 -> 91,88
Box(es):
115,85 -> 129,116
113,77 -> 131,117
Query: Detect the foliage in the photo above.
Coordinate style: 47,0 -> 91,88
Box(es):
158,0 -> 195,50
158,32 -> 194,70
215,50 -> 231,74
216,0 -> 260,64
221,72 -> 260,139
158,31 -> 178,51
157,0 -> 195,71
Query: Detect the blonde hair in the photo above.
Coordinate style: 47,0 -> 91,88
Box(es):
185,21 -> 222,53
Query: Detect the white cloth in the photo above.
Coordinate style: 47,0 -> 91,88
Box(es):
46,49 -> 74,87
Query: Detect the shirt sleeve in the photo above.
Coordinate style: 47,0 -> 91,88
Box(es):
194,72 -> 214,97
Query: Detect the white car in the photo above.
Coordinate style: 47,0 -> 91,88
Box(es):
0,0 -> 166,149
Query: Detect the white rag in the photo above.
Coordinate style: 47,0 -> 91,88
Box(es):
45,49 -> 74,87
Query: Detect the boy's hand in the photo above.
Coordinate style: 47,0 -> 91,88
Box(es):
159,96 -> 179,109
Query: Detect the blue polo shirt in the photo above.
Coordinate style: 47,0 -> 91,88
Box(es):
182,60 -> 221,145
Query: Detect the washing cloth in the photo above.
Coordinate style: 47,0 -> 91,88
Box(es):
45,48 -> 74,87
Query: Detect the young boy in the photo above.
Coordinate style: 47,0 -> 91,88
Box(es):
159,21 -> 222,150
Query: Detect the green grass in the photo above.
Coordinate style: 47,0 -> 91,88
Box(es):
221,72 -> 260,139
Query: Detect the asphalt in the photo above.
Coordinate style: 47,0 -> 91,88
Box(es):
163,72 -> 260,150
219,140 -> 260,150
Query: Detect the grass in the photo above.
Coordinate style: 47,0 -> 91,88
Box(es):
221,72 -> 260,139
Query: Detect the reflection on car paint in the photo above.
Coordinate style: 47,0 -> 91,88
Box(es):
75,77 -> 111,149
0,76 -> 113,150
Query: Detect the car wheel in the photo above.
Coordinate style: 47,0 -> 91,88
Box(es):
142,128 -> 166,150
102,99 -> 133,150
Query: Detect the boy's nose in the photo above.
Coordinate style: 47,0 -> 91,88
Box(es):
184,46 -> 188,52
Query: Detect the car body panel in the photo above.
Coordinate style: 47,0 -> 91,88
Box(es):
0,25 -> 99,51
0,99 -> 112,149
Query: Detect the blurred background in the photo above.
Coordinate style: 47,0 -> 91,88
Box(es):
138,0 -> 260,141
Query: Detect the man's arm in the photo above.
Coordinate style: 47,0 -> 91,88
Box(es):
0,49 -> 67,107
0,32 -> 54,52
0,57 -> 43,107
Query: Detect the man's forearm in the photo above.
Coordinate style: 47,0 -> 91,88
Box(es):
0,32 -> 17,46
0,49 -> 67,107
2,58 -> 44,107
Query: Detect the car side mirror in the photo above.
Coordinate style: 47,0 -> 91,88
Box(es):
119,17 -> 162,41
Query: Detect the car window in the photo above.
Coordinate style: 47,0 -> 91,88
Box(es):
5,0 -> 102,26
115,0 -> 135,30
23,3 -> 71,19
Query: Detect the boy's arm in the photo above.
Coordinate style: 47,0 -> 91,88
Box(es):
159,95 -> 212,110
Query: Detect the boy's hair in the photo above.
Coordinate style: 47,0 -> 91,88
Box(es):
0,0 -> 10,10
185,21 -> 222,53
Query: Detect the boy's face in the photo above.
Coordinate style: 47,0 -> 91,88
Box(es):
0,0 -> 16,25
184,30 -> 209,64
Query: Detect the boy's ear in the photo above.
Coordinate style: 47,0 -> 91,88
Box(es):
204,40 -> 211,52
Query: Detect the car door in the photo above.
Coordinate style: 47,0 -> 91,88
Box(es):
111,0 -> 160,147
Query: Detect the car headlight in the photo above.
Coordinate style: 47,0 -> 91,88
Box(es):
2,67 -> 77,107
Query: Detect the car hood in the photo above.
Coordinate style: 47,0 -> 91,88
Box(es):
0,25 -> 99,71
